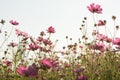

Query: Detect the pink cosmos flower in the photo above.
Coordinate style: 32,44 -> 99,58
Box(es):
21,31 -> 29,38
15,29 -> 29,38
40,58 -> 59,69
97,34 -> 106,41
87,3 -> 102,14
28,42 -> 40,51
17,63 -> 38,77
40,59 -> 53,68
15,29 -> 21,36
17,66 -> 26,76
26,63 -> 38,77
47,26 -> 55,33
113,37 -> 120,45
104,37 -> 112,43
92,42 -> 105,52
98,20 -> 105,26
9,20 -> 19,25
4,60 -> 12,66
42,39 -> 52,45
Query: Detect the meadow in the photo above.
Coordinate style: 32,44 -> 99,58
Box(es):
0,3 -> 120,80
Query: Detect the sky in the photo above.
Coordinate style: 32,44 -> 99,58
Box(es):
0,0 -> 120,50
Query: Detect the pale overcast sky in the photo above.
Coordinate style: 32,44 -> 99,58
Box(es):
0,0 -> 120,49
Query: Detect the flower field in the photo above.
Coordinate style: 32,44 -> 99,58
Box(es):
0,3 -> 120,80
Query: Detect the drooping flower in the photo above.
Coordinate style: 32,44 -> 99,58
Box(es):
9,20 -> 19,25
17,63 -> 38,77
87,3 -> 102,14
47,26 -> 55,33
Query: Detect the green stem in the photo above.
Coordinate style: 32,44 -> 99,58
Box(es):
0,26 -> 14,49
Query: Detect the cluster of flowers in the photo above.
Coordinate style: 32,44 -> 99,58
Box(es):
0,3 -> 120,80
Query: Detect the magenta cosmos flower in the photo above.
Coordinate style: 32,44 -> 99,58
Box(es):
17,63 -> 38,77
97,34 -> 106,41
28,42 -> 40,51
92,42 -> 105,52
42,38 -> 52,46
47,26 -> 55,33
113,37 -> 120,45
98,20 -> 105,26
15,29 -> 29,38
40,58 -> 59,69
87,3 -> 102,14
112,37 -> 120,49
40,59 -> 53,68
9,20 -> 19,25
4,60 -> 12,66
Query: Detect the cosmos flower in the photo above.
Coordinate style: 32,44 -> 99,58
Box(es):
4,60 -> 12,66
40,58 -> 59,69
97,34 -> 106,41
9,20 -> 19,25
47,26 -> 55,33
92,42 -> 105,52
87,3 -> 102,14
40,59 -> 53,68
17,63 -> 38,77
28,42 -> 40,51
15,29 -> 29,38
113,37 -> 120,45
97,20 -> 105,26
42,38 -> 52,46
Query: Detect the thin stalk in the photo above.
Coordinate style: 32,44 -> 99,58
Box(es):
0,26 -> 14,49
